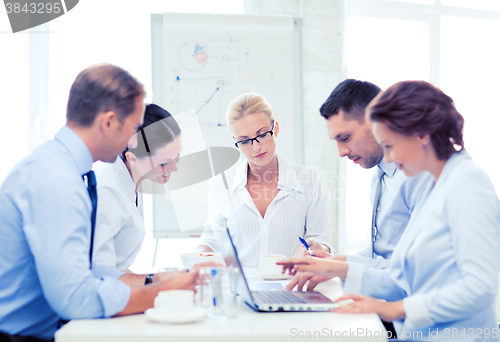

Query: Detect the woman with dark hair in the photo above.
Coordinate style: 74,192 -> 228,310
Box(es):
279,81 -> 500,340
92,104 -> 182,270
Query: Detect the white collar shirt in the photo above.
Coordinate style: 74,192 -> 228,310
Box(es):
200,154 -> 332,267
92,157 -> 145,270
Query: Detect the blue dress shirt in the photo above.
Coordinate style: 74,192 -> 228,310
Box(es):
344,158 -> 434,293
361,149 -> 500,340
0,126 -> 131,340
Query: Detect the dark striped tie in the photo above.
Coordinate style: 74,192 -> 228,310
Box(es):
371,167 -> 385,257
84,171 -> 97,267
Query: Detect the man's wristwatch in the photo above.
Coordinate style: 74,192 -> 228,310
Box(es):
145,274 -> 154,285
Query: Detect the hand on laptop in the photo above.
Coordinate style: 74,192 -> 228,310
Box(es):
285,247 -> 334,275
305,250 -> 346,262
331,294 -> 406,323
330,254 -> 346,262
276,257 -> 349,280
156,261 -> 223,291
302,250 -> 346,262
308,250 -> 334,259
191,261 -> 224,270
284,271 -> 331,292
155,270 -> 198,291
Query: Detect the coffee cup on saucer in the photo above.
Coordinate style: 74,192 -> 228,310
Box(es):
258,254 -> 290,280
154,290 -> 194,314
146,290 -> 206,324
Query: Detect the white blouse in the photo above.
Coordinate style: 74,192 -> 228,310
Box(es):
200,154 -> 332,267
92,157 -> 145,270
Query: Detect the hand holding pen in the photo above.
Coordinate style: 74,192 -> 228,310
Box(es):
298,236 -> 316,257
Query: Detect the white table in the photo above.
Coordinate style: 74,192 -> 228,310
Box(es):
55,273 -> 388,342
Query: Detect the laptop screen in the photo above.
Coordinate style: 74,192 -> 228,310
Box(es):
219,227 -> 258,310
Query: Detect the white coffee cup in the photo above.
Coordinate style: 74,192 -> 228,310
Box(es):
154,290 -> 194,314
259,254 -> 287,275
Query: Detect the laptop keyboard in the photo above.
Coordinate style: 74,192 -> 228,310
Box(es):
252,290 -> 304,304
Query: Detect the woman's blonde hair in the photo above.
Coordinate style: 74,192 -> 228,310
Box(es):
226,92 -> 275,125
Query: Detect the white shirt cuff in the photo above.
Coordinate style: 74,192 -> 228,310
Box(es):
343,262 -> 366,295
403,294 -> 434,329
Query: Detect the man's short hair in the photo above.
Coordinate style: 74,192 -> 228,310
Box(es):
320,79 -> 381,122
66,64 -> 145,127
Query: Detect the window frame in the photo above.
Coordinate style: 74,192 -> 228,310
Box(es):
339,0 -> 500,254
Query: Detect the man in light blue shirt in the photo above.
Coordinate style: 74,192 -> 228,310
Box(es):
321,79 -> 433,294
0,64 -> 198,341
286,79 -> 432,294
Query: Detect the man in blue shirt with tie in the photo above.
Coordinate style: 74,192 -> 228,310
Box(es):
286,79 -> 432,294
0,64 -> 199,341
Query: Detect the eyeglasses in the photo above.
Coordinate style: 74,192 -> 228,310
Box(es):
234,123 -> 275,149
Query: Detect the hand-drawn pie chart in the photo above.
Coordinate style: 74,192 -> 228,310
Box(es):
178,41 -> 209,71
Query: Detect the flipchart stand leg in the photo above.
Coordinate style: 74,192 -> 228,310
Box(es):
152,238 -> 159,267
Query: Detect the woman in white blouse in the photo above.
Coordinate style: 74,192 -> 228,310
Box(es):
279,81 -> 500,340
92,104 -> 181,270
197,92 -> 332,267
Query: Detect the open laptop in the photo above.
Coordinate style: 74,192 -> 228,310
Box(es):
219,227 -> 340,312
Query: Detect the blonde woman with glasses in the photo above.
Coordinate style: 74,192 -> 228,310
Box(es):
197,93 -> 332,267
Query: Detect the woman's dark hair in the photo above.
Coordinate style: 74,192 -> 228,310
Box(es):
368,80 -> 464,161
122,104 -> 181,161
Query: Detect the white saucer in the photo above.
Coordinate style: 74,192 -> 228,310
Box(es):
258,272 -> 293,280
145,307 -> 206,324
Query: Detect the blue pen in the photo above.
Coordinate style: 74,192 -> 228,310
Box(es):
299,236 -> 315,257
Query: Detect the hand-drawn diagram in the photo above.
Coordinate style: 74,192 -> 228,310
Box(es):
167,37 -> 248,130
173,75 -> 226,117
154,14 -> 298,237
163,23 -> 295,149
177,41 -> 209,71
177,39 -> 233,71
